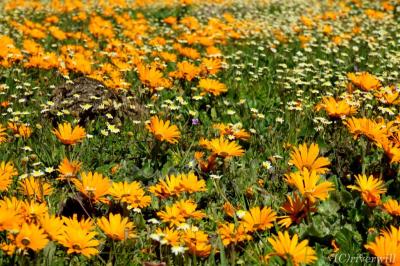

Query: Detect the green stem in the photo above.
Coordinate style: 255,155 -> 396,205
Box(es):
212,178 -> 229,204
109,240 -> 115,263
230,245 -> 236,265
305,198 -> 312,225
361,138 -> 367,175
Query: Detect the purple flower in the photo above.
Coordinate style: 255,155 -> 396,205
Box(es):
191,118 -> 199,125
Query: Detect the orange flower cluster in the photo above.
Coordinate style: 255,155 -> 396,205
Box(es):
1,2 -> 251,94
316,96 -> 357,119
0,0 -> 399,264
150,170 -> 210,257
0,153 -> 153,257
148,172 -> 206,198
347,72 -> 382,92
345,116 -> 400,165
280,143 -> 334,227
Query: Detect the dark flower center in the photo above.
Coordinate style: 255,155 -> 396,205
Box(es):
21,237 -> 30,246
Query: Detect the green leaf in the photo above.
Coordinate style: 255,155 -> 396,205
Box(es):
217,236 -> 227,266
43,241 -> 57,266
334,226 -> 362,255
318,200 -> 340,217
211,107 -> 217,120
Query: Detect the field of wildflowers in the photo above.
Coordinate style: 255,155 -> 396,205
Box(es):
0,0 -> 400,265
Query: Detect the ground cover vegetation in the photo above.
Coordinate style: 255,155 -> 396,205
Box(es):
0,0 -> 400,265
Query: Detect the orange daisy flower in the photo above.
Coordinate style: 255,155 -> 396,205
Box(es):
289,143 -> 330,174
266,231 -> 316,266
146,116 -> 181,144
201,137 -> 245,158
0,125 -> 7,143
241,206 -> 277,232
0,161 -> 17,191
58,226 -> 99,258
109,181 -> 151,209
52,122 -> 86,145
278,193 -> 315,228
73,172 -> 111,204
97,213 -> 135,241
57,158 -> 81,181
218,222 -> 252,246
347,72 -> 382,91
19,176 -> 53,202
15,223 -> 49,251
365,226 -> 400,265
347,174 -> 386,207
198,78 -> 228,96
383,199 -> 400,216
285,169 -> 334,204
315,96 -> 357,118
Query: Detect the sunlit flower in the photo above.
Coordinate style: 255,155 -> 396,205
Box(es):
0,242 -> 16,256
278,193 -> 315,228
39,213 -> 64,241
289,143 -> 330,174
154,227 -> 181,246
73,172 -> 111,203
347,72 -> 382,91
223,202 -> 236,217
178,172 -> 206,194
146,116 -> 181,144
213,123 -> 251,141
52,122 -> 86,145
8,123 -> 32,139
19,176 -> 53,202
201,58 -> 222,75
15,223 -> 49,251
0,125 -> 7,143
266,231 -> 316,266
157,204 -> 185,227
58,226 -> 99,258
18,124 -> 32,139
378,137 -> 400,164
383,199 -> 400,216
20,201 -> 48,223
170,61 -> 201,81
241,206 -> 277,232
182,228 -> 211,257
109,181 -> 151,209
198,78 -> 227,96
365,226 -> 400,265
97,213 -> 135,241
57,158 -> 81,181
344,117 -> 388,143
364,9 -> 385,20
285,169 -> 334,204
0,161 -> 17,191
201,137 -> 245,158
148,174 -> 182,198
375,86 -> 400,105
0,203 -> 22,231
175,199 -> 205,220
62,214 -> 94,231
315,96 -> 357,118
137,64 -> 171,91
347,174 -> 386,207
218,223 -> 252,246
149,172 -> 206,198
